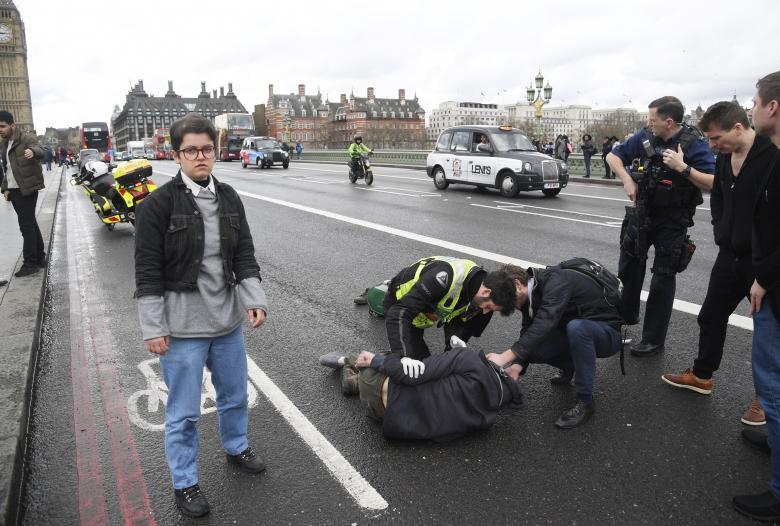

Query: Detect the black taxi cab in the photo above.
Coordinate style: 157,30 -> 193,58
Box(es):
425,125 -> 568,197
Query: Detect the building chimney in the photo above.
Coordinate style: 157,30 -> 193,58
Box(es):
298,84 -> 305,97
213,89 -> 217,98
340,93 -> 348,106
168,80 -> 173,92
269,84 -> 274,97
227,82 -> 234,96
399,88 -> 405,100
367,87 -> 375,101
138,80 -> 144,91
201,81 -> 206,92
220,86 -> 225,97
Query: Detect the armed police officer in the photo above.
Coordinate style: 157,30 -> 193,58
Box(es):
350,256 -> 517,378
607,96 -> 715,357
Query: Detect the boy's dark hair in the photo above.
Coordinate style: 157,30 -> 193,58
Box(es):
170,113 -> 217,151
0,111 -> 15,125
648,96 -> 685,123
699,101 -> 750,132
483,269 -> 518,316
757,71 -> 780,106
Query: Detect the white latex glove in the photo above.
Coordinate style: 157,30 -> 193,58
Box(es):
449,335 -> 467,349
400,357 -> 425,378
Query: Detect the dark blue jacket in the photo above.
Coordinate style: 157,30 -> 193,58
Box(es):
612,127 -> 715,175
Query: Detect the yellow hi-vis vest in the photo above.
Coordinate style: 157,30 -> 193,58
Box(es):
395,256 -> 479,329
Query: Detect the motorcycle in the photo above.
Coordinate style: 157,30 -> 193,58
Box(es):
70,159 -> 157,231
348,152 -> 374,185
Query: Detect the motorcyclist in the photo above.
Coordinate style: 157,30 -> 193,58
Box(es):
348,135 -> 372,176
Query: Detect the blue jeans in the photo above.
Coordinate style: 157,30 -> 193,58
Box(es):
752,304 -> 780,499
583,153 -> 592,177
525,319 -> 622,402
159,324 -> 249,489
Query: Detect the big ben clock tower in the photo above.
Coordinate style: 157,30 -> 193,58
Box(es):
0,0 -> 34,132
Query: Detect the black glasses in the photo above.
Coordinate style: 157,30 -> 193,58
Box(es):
178,145 -> 215,160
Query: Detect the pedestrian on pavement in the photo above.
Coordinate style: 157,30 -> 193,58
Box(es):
607,96 -> 715,358
733,70 -> 780,523
0,111 -> 46,278
317,344 -> 524,442
353,256 -> 518,373
134,114 -> 269,519
660,102 -> 771,426
602,137 -> 613,178
42,147 -> 53,171
485,260 -> 624,429
295,141 -> 302,160
557,135 -> 570,161
581,134 -> 596,178
545,140 -> 554,156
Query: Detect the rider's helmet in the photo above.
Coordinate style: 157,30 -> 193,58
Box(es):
354,135 -> 362,143
85,160 -> 109,177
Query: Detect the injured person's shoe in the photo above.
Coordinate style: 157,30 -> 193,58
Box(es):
319,351 -> 346,369
353,288 -> 369,305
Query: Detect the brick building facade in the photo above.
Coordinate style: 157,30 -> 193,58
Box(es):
265,84 -> 426,150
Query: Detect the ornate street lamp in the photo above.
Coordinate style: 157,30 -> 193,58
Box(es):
528,70 -> 553,120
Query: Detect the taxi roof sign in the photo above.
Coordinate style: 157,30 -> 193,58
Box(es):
498,125 -> 514,131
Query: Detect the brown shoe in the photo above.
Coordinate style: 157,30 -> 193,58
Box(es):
661,368 -> 713,395
742,399 -> 766,426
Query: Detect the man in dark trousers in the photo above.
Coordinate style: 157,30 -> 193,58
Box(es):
486,262 -> 624,429
661,102 -> 772,425
733,70 -> 780,522
607,96 -> 715,357
0,111 -> 46,277
319,345 -> 523,442
354,256 -> 517,378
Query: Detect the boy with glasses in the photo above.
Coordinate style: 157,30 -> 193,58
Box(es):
134,114 -> 268,518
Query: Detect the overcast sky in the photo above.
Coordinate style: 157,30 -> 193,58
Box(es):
18,0 -> 780,131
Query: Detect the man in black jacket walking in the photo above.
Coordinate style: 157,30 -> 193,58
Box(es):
486,263 -> 624,429
733,70 -> 780,522
662,103 -> 770,425
320,346 -> 523,442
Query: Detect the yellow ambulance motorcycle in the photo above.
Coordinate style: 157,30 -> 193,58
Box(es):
71,159 -> 157,230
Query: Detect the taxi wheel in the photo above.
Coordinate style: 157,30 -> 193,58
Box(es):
257,158 -> 264,169
542,188 -> 561,197
241,161 -> 247,168
433,167 -> 448,190
498,172 -> 519,197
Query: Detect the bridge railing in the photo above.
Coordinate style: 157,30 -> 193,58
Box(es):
295,150 -> 605,176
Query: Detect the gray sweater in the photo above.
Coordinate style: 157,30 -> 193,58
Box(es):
138,180 -> 267,340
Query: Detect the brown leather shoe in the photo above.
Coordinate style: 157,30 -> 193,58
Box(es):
661,368 -> 713,395
742,398 -> 766,426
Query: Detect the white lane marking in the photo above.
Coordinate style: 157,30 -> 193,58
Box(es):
491,200 -> 623,221
470,203 -> 621,228
152,169 -> 752,330
353,187 -> 438,198
228,188 -> 753,331
245,360 -> 388,510
562,192 -> 711,211
287,177 -> 339,185
291,165 -> 430,182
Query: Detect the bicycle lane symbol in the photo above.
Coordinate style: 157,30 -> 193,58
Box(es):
127,357 -> 259,432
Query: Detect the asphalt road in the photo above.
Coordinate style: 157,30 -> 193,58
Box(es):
18,160 -> 764,525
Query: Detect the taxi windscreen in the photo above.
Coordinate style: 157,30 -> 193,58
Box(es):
490,132 -> 536,152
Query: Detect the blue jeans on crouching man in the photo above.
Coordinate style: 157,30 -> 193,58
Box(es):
752,305 -> 780,499
159,324 -> 249,489
526,319 -> 622,402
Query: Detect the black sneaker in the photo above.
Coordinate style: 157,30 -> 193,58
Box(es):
341,365 -> 359,395
0,279 -> 7,287
733,490 -> 780,522
14,264 -> 40,278
353,288 -> 369,305
174,484 -> 210,518
742,428 -> 771,454
555,400 -> 595,429
550,368 -> 574,386
630,342 -> 665,357
227,446 -> 266,474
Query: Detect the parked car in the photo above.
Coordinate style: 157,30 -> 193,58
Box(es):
155,150 -> 167,160
426,125 -> 569,197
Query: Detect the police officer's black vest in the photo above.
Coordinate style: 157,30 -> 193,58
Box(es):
638,125 -> 704,210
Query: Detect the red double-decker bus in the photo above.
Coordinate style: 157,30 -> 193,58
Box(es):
81,121 -> 112,162
152,128 -> 173,160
